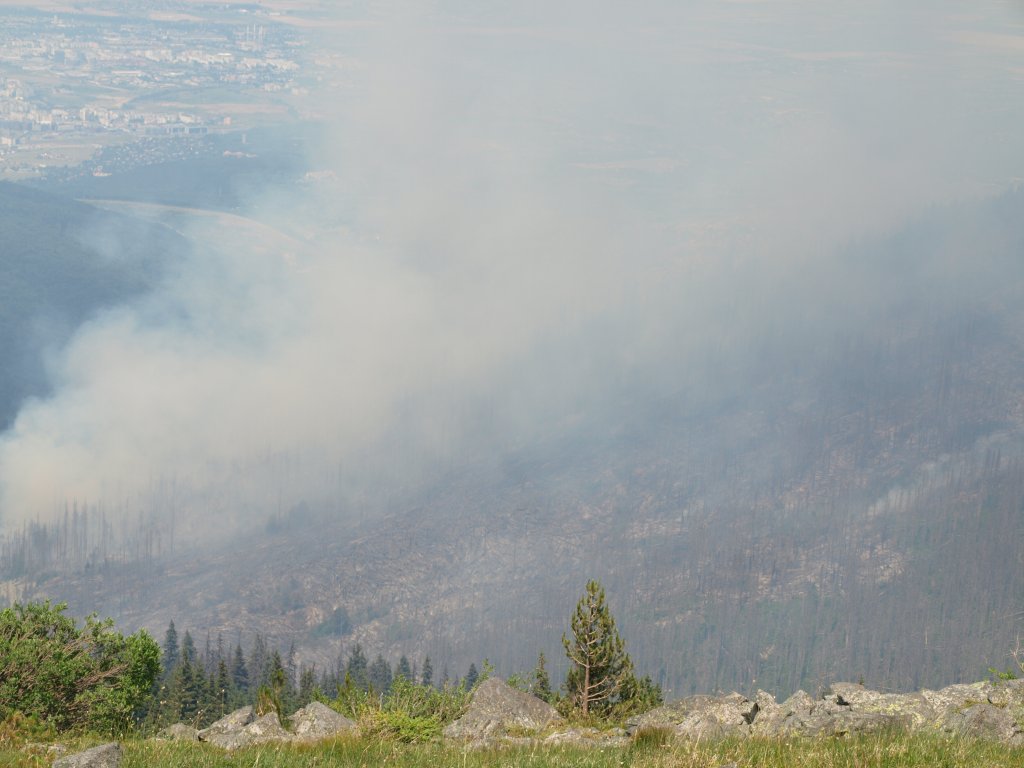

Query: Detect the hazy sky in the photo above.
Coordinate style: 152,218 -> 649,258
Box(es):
1,0 -> 1022,531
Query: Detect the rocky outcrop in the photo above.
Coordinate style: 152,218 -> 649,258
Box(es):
628,692 -> 757,739
625,679 -> 1024,745
443,677 -> 563,741
289,701 -> 358,741
197,706 -> 254,739
53,743 -> 122,768
197,708 -> 291,750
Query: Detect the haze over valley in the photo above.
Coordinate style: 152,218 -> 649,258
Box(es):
1,0 -> 1023,699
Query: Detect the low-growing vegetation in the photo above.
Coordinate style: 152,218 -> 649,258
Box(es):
1,731 -> 1022,768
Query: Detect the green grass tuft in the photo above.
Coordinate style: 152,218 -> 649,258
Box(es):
1,730 -> 1023,767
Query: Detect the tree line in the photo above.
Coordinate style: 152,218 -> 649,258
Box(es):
1,581 -> 660,737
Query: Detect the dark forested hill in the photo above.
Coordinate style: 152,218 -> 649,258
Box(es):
0,182 -> 187,429
4,188 -> 1024,700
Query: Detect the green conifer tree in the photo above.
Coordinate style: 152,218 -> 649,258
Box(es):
161,620 -> 179,680
298,665 -> 317,707
395,655 -> 412,682
181,631 -> 197,666
531,651 -> 552,702
215,656 -> 232,717
346,643 -> 369,691
562,580 -> 632,716
231,643 -> 249,698
368,653 -> 392,694
463,662 -> 478,690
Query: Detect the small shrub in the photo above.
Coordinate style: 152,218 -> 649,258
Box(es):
255,686 -> 283,719
0,712 -> 57,747
360,709 -> 441,743
630,725 -> 674,754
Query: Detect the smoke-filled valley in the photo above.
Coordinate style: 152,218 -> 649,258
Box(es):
1,0 -> 1023,700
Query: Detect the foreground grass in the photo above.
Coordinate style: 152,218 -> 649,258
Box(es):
1,732 -> 1023,768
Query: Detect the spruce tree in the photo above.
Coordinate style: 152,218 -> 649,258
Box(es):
420,656 -> 434,688
286,642 -> 298,692
181,631 -> 197,666
346,643 -> 369,691
463,663 -> 478,690
231,643 -> 249,697
395,655 -> 412,682
249,634 -> 268,690
215,656 -> 232,717
531,651 -> 552,702
562,579 -> 632,716
368,654 -> 392,694
298,665 -> 316,707
162,620 -> 179,679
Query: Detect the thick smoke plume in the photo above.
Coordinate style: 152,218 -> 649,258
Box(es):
1,0 -> 1022,534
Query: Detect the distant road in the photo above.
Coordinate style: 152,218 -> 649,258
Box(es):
81,199 -> 303,261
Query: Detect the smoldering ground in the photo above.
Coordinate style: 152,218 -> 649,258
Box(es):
1,0 -> 1022,537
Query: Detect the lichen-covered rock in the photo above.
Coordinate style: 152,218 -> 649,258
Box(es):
805,711 -> 913,737
942,702 -> 1024,745
544,727 -> 629,747
826,682 -> 935,729
619,678 -> 1024,746
986,679 -> 1024,709
921,682 -> 994,722
197,706 -> 254,740
749,689 -> 814,736
200,711 -> 291,750
53,743 -> 122,768
629,692 -> 757,739
289,701 -> 358,741
443,677 -> 562,740
155,723 -> 199,741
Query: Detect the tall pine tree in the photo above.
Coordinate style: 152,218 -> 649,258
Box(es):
562,580 -> 632,716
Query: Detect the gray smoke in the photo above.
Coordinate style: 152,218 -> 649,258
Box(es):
1,0 -> 1022,533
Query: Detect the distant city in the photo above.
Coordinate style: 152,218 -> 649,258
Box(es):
0,4 -> 311,179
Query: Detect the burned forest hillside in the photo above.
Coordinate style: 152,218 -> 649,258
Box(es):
3,187 -> 1024,699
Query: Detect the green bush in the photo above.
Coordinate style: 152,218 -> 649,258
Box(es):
0,601 -> 160,735
332,674 -> 471,743
361,709 -> 442,743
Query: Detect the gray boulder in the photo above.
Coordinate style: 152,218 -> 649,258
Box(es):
443,677 -> 563,740
987,679 -> 1024,709
53,743 -> 122,768
801,711 -> 912,737
289,701 -> 358,741
921,681 -> 993,722
748,686 -> 911,738
155,723 -> 199,741
197,706 -> 254,740
942,702 -> 1024,746
749,689 -> 813,736
825,683 -> 935,730
629,692 -> 757,739
200,711 -> 291,750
